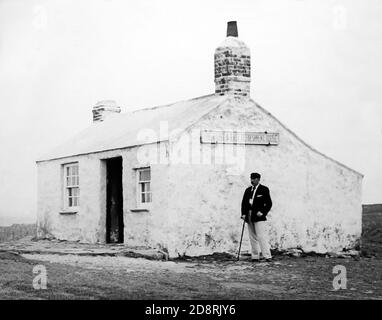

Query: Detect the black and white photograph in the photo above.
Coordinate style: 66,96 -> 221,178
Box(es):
0,0 -> 381,306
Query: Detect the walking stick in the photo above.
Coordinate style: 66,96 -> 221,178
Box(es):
237,217 -> 246,261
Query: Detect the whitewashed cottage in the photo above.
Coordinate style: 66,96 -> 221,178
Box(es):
36,22 -> 363,257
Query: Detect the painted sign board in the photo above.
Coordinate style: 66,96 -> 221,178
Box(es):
200,130 -> 279,145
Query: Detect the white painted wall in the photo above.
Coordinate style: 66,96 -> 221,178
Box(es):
159,98 -> 362,257
37,153 -> 104,242
37,97 -> 362,258
36,144 -> 170,248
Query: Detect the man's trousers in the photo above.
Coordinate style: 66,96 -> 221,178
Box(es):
247,218 -> 272,260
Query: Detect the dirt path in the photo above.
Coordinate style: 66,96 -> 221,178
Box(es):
0,252 -> 381,299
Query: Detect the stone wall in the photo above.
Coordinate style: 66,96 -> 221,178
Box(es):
214,38 -> 250,98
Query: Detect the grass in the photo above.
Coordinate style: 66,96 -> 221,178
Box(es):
362,205 -> 382,257
0,205 -> 381,299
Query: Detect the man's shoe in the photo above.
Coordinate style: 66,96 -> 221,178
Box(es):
251,258 -> 260,262
264,258 -> 272,262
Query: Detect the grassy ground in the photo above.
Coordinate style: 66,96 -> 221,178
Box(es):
0,250 -> 381,300
0,224 -> 36,242
362,206 -> 382,258
0,206 -> 381,300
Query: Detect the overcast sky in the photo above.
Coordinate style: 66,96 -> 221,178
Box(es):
0,0 -> 381,223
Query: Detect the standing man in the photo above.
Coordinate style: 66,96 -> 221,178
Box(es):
241,172 -> 273,262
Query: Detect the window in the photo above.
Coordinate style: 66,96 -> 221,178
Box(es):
137,167 -> 151,206
63,163 -> 80,209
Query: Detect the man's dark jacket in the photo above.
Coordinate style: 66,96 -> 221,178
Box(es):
241,184 -> 272,223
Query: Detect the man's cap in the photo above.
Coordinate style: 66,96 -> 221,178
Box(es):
250,172 -> 261,179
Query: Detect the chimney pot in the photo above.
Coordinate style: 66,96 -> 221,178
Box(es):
226,21 -> 238,37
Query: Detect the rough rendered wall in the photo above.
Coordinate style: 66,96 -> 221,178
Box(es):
37,155 -> 105,242
122,142 -> 170,249
37,99 -> 362,257
36,143 -> 170,247
160,98 -> 362,257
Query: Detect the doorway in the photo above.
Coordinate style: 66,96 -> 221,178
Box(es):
106,157 -> 124,243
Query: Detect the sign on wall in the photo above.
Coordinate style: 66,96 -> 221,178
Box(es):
200,129 -> 279,145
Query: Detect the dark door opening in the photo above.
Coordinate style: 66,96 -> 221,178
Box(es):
106,157 -> 124,243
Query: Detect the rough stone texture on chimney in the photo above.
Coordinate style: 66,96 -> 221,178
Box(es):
215,21 -> 251,98
92,100 -> 121,122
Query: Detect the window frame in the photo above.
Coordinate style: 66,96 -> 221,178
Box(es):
136,167 -> 152,209
62,162 -> 80,211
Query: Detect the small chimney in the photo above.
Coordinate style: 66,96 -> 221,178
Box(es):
226,21 -> 238,37
214,21 -> 251,99
92,100 -> 121,122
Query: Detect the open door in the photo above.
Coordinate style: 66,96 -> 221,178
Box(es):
106,157 -> 124,243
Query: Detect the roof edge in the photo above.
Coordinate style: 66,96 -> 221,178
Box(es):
35,140 -> 169,163
251,99 -> 364,178
36,93 -> 219,163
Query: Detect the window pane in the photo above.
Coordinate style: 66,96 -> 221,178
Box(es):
64,164 -> 80,208
138,168 -> 150,205
141,182 -> 150,192
139,169 -> 150,181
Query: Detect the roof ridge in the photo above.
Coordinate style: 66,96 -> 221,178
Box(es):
168,97 -> 232,142
125,93 -> 217,114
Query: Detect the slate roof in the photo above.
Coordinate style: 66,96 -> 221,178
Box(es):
37,94 -> 228,162
36,93 -> 363,177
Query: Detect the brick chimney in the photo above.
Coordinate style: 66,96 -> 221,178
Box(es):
92,100 -> 121,122
215,21 -> 251,98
